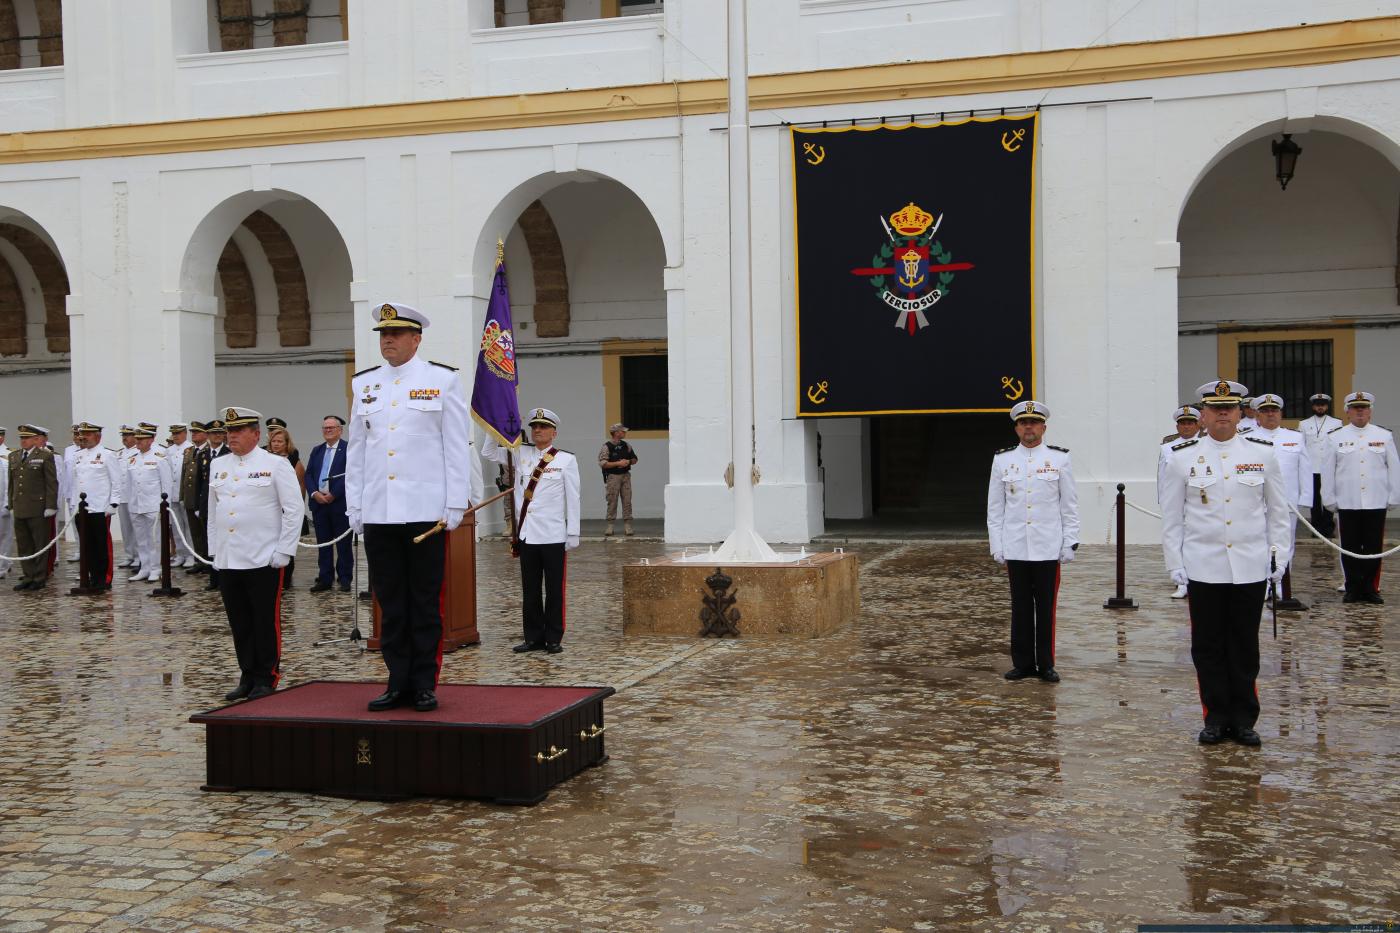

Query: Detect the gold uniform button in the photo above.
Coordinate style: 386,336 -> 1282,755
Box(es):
392,401 -> 399,407
395,379 -> 401,385
388,451 -> 395,457
1226,543 -> 1232,548
389,475 -> 396,481
1226,520 -> 1231,525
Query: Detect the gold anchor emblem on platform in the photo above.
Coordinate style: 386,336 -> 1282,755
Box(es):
356,738 -> 372,765
802,142 -> 826,165
807,381 -> 829,405
1000,128 -> 1026,152
1001,376 -> 1025,401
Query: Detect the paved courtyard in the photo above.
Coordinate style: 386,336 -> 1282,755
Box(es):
0,533 -> 1396,931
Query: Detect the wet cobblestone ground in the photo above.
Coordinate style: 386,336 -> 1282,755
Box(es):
0,535 -> 1396,931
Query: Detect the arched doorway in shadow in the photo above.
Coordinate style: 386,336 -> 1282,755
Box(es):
0,207 -> 70,435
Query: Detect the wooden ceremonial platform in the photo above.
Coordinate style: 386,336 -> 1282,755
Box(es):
190,681 -> 613,805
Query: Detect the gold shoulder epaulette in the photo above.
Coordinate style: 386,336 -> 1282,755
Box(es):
353,365 -> 381,378
1327,424 -> 1344,433
1170,438 -> 1199,451
1245,436 -> 1273,446
1048,444 -> 1070,453
994,444 -> 1017,454
429,360 -> 458,371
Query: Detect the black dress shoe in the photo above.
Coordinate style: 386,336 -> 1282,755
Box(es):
513,641 -> 545,653
1197,725 -> 1228,745
1002,667 -> 1037,680
367,690 -> 406,711
544,643 -> 563,654
248,684 -> 274,700
1363,592 -> 1385,605
309,581 -> 332,593
204,580 -> 219,592
26,581 -> 45,591
13,581 -> 32,591
1342,592 -> 1361,603
414,690 -> 438,712
338,582 -> 351,593
1039,667 -> 1061,683
223,682 -> 252,702
1234,727 -> 1262,747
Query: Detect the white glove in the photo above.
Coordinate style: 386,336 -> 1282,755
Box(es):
348,508 -> 364,536
43,508 -> 56,518
106,503 -> 119,516
1325,503 -> 1338,513
443,508 -> 465,532
566,535 -> 580,552
269,552 -> 291,569
1170,569 -> 1189,586
1268,565 -> 1286,587
1059,546 -> 1076,563
992,551 -> 1005,565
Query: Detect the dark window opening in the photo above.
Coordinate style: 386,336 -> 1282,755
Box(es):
1237,339 -> 1333,417
620,354 -> 667,431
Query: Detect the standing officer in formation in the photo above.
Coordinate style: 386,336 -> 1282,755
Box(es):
1248,394 -> 1313,576
62,425 -> 81,563
347,302 -> 473,713
71,422 -> 124,590
1299,393 -> 1342,537
208,407 -> 302,701
1320,391 -> 1400,604
1238,398 -> 1258,433
165,423 -> 196,569
483,407 -> 581,656
197,420 -> 231,591
115,426 -> 140,570
0,426 -> 11,580
123,422 -> 173,583
306,415 -> 352,592
7,424 -> 58,591
1160,381 -> 1289,747
986,400 -> 1079,683
180,422 -> 209,574
1158,406 -> 1202,598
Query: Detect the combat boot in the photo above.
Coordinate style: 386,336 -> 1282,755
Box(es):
605,522 -> 615,536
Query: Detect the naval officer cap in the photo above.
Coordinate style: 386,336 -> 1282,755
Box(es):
1345,391 -> 1375,408
371,302 -> 429,333
265,416 -> 287,430
133,422 -> 159,438
1251,394 -> 1284,411
16,424 -> 48,438
1174,406 -> 1200,422
527,407 -> 560,429
206,419 -> 228,434
189,420 -> 208,432
169,422 -> 188,432
222,407 -> 262,429
1009,400 -> 1049,422
77,421 -> 103,433
1309,392 -> 1332,403
1197,380 -> 1247,406
119,425 -> 135,436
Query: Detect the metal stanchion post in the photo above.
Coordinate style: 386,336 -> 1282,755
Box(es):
1273,565 -> 1308,611
314,532 -> 364,649
150,494 -> 183,598
1104,483 -> 1138,609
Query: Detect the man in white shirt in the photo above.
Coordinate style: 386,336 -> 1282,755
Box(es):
1158,406 -> 1202,598
62,425 -> 81,562
71,422 -> 125,590
987,400 -> 1079,683
1248,394 -> 1313,574
1320,391 -> 1400,604
165,423 -> 196,568
482,407 -> 582,656
1161,380 -> 1290,747
209,407 -> 302,701
123,422 -> 174,583
115,426 -> 140,569
1238,398 -> 1258,433
1298,393 -> 1342,537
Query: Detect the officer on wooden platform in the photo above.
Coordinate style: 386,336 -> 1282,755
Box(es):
1160,380 -> 1289,747
986,400 -> 1079,683
209,407 -> 303,701
346,302 -> 473,713
1320,391 -> 1400,604
7,424 -> 58,591
71,421 -> 124,590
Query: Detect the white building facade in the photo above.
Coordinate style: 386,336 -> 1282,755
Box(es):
2,1 -> 1399,543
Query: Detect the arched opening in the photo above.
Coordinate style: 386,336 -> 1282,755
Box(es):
0,207 -> 70,435
0,0 -> 62,70
478,173 -> 668,527
180,190 -> 353,443
1177,127 -> 1400,422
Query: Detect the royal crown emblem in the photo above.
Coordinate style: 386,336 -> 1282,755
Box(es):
379,304 -> 397,321
479,318 -> 516,381
851,200 -> 975,335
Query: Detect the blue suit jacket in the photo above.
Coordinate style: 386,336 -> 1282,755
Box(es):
305,442 -> 348,515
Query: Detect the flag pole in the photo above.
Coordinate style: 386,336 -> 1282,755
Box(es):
713,0 -> 777,563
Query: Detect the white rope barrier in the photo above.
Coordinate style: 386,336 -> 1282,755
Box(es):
0,514 -> 75,563
297,526 -> 353,549
168,514 -> 215,567
1125,501 -> 1163,520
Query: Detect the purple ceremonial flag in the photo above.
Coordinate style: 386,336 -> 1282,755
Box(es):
470,261 -> 522,448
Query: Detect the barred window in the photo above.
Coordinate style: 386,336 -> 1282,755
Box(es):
1237,340 -> 1332,416
620,354 -> 668,431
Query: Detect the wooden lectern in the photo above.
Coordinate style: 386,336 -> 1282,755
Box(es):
368,512 -> 479,652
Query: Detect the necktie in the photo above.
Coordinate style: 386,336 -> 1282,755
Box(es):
318,444 -> 335,488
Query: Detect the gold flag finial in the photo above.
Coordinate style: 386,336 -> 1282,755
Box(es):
496,237 -> 505,267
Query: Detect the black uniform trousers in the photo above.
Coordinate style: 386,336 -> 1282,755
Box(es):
519,542 -> 566,646
1007,559 -> 1058,672
1186,580 -> 1266,730
364,522 -> 445,693
78,511 -> 113,589
185,506 -> 208,572
310,504 -> 352,585
1309,475 -> 1335,537
1338,509 -> 1386,596
219,566 -> 284,688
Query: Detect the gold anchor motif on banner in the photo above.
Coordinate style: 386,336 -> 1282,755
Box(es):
807,381 -> 829,404
1001,376 -> 1025,401
802,142 -> 826,165
1000,128 -> 1026,152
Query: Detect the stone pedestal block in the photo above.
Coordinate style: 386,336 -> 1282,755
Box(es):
623,552 -> 859,638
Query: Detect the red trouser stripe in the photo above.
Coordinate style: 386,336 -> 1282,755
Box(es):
271,568 -> 284,688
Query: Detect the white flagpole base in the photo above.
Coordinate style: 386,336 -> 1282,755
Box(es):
711,527 -> 780,563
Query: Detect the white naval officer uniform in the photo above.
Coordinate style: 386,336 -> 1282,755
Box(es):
72,441 -> 125,588
166,435 -> 195,564
61,440 -> 81,558
1248,422 -> 1313,569
123,442 -> 173,581
1319,416 -> 1400,599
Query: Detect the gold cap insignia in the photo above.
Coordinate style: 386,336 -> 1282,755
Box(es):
225,408 -> 238,420
379,304 -> 397,321
1215,381 -> 1230,397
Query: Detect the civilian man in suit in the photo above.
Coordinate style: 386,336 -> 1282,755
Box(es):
306,415 -> 352,592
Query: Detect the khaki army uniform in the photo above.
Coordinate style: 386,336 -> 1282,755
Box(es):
7,438 -> 59,588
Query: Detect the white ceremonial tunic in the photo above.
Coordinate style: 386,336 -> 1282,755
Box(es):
123,448 -> 173,515
1299,414 -> 1343,472
986,443 -> 1079,562
207,447 -> 303,570
1319,423 -> 1400,511
62,443 -> 80,508
73,446 -> 125,510
166,440 -> 192,505
346,355 -> 473,524
1160,434 -> 1291,584
1249,426 -> 1313,507
481,438 -> 581,545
